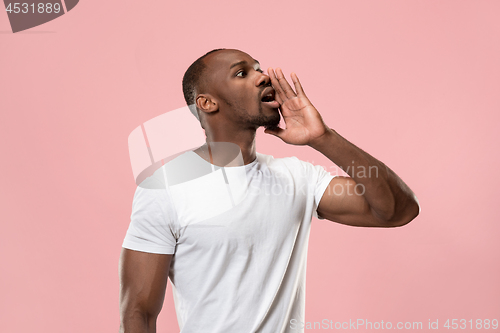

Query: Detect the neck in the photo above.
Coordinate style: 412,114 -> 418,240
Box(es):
205,128 -> 257,165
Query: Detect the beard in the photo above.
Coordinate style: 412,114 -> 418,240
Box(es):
249,107 -> 281,130
223,97 -> 281,130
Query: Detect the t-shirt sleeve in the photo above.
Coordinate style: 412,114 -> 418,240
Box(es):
312,164 -> 337,220
296,160 -> 336,220
122,185 -> 177,254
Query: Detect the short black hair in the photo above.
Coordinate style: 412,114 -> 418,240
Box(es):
182,48 -> 226,122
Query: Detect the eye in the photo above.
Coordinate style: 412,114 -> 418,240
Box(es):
236,70 -> 246,77
256,68 -> 264,73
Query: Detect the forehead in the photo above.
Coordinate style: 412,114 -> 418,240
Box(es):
204,50 -> 258,74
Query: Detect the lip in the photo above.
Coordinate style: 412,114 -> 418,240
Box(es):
260,86 -> 276,102
262,100 -> 280,108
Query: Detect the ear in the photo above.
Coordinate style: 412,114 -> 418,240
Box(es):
196,94 -> 218,114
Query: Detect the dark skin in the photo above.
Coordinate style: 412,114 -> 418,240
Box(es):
194,49 -> 281,164
119,49 -> 420,332
265,66 -> 420,226
119,250 -> 171,333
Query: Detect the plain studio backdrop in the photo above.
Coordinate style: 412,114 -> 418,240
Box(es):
1,1 -> 499,332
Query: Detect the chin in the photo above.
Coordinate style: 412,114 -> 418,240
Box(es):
261,117 -> 280,130
244,106 -> 280,129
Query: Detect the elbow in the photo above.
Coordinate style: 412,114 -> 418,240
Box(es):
388,196 -> 421,227
408,194 -> 421,222
120,311 -> 156,333
119,303 -> 158,333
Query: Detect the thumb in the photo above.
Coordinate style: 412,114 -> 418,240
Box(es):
264,126 -> 285,138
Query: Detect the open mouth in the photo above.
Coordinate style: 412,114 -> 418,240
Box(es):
260,87 -> 279,108
261,98 -> 280,108
261,94 -> 274,102
260,87 -> 275,102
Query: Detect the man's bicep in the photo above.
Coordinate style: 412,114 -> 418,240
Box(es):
119,248 -> 172,319
317,176 -> 387,227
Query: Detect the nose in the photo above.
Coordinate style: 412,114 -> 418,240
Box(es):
256,72 -> 271,87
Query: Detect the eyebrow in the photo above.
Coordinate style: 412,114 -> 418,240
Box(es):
229,59 -> 260,69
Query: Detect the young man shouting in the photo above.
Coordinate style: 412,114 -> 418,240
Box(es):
119,48 -> 420,333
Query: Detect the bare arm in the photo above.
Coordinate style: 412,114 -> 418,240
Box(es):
119,248 -> 172,333
313,131 -> 420,227
266,67 -> 420,227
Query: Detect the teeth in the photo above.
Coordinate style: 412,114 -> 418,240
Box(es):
261,90 -> 275,102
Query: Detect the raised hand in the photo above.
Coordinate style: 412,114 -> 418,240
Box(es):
266,67 -> 330,146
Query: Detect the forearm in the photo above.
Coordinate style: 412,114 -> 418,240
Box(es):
120,312 -> 157,333
310,128 -> 419,223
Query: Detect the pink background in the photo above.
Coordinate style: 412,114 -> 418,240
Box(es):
1,1 -> 499,332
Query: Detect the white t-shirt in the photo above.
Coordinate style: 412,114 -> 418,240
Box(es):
122,152 -> 335,333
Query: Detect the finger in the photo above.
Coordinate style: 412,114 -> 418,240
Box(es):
291,72 -> 306,97
264,126 -> 285,139
276,68 -> 296,100
275,89 -> 284,106
268,67 -> 286,104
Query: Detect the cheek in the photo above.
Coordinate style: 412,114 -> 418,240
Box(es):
230,92 -> 253,107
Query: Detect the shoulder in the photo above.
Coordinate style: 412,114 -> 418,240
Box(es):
255,153 -> 312,175
257,153 -> 334,181
259,152 -> 316,166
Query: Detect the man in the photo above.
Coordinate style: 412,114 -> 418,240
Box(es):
119,48 -> 420,333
